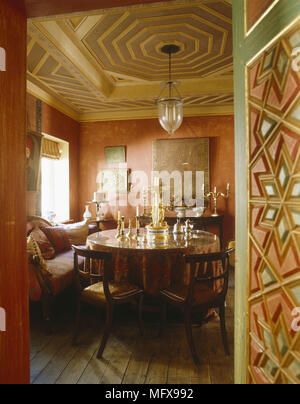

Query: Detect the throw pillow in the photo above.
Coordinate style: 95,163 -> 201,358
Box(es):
62,220 -> 89,246
40,226 -> 72,253
30,228 -> 56,260
27,235 -> 54,295
27,235 -> 52,279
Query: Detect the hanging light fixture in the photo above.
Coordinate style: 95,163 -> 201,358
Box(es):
157,44 -> 183,135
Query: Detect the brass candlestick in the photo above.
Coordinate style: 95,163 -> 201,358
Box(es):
118,216 -> 128,242
126,218 -> 135,240
205,184 -> 230,217
116,218 -> 122,239
133,216 -> 141,240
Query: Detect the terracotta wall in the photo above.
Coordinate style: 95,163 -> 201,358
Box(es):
0,0 -> 29,384
26,94 -> 81,221
80,116 -> 235,242
246,0 -> 276,30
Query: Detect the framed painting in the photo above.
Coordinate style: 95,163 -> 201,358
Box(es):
97,168 -> 130,194
26,131 -> 42,192
153,138 -> 210,207
104,146 -> 126,164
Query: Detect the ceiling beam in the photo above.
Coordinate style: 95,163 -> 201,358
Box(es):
110,76 -> 234,100
79,104 -> 234,122
29,20 -> 114,98
27,80 -> 80,121
25,0 -> 180,18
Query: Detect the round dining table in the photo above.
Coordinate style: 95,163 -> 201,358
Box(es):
87,229 -> 221,297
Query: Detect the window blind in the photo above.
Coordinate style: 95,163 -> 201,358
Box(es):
42,138 -> 61,160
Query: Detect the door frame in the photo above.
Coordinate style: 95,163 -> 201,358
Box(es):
233,0 -> 300,384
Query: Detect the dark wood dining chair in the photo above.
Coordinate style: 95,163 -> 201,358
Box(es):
159,248 -> 235,366
226,239 -> 236,270
72,246 -> 144,359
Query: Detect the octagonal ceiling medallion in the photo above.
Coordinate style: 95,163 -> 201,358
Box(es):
27,0 -> 234,122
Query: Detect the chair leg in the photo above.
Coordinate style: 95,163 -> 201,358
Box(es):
219,303 -> 230,356
97,303 -> 113,359
137,294 -> 144,336
184,309 -> 199,366
72,298 -> 81,345
158,300 -> 167,337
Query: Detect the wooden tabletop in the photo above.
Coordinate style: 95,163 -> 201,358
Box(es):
87,228 -> 219,253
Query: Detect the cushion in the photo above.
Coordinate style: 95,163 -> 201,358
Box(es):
30,228 -> 56,259
40,226 -> 71,253
62,220 -> 89,246
27,217 -> 52,236
27,235 -> 52,277
28,248 -> 84,301
160,283 -> 221,307
82,282 -> 142,304
46,250 -> 84,296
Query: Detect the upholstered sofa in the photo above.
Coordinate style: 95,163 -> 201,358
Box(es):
27,216 -> 90,325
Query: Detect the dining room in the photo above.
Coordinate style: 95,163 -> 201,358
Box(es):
25,0 -> 236,384
1,0 -> 300,387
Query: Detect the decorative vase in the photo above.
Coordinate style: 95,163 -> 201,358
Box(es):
83,205 -> 92,221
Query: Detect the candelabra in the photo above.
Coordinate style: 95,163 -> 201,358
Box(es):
204,183 -> 230,217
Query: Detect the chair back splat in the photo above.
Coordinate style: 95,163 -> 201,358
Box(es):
72,246 -> 144,359
159,248 -> 235,365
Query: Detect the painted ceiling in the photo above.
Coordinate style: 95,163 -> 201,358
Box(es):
27,0 -> 234,122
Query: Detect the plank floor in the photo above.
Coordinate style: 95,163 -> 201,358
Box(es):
30,272 -> 234,385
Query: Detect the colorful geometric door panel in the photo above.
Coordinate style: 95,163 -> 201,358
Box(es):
247,22 -> 300,384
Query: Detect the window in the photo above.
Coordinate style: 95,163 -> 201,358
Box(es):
41,136 -> 69,223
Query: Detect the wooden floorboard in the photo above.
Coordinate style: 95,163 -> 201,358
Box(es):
30,271 -> 235,384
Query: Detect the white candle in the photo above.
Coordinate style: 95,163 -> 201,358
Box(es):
214,186 -> 217,193
227,183 -> 230,191
136,206 -> 140,217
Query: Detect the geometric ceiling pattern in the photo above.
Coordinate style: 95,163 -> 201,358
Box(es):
247,23 -> 300,384
27,0 -> 234,122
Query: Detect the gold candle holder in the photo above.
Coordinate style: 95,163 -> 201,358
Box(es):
115,218 -> 122,239
126,218 -> 135,240
118,216 -> 128,242
204,183 -> 230,217
133,216 -> 141,240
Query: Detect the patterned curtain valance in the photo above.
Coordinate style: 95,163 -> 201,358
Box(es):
41,138 -> 61,160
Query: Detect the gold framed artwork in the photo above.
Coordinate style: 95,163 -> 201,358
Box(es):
152,138 -> 210,206
104,146 -> 126,164
26,131 -> 42,192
